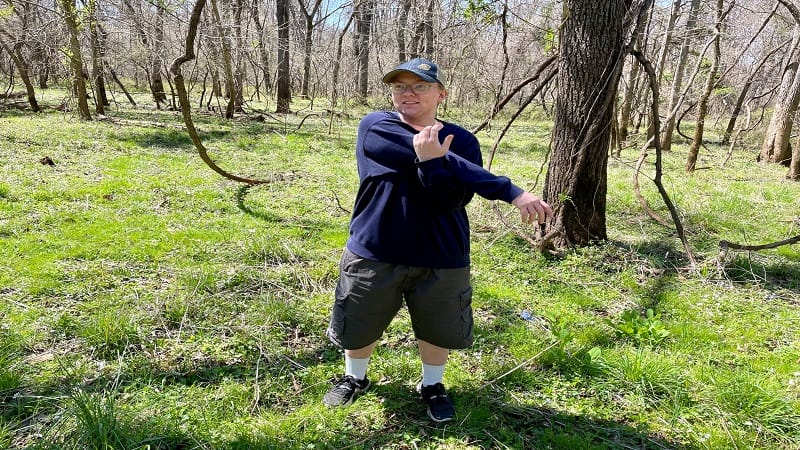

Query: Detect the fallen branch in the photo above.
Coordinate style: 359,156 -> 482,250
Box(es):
720,234 -> 800,251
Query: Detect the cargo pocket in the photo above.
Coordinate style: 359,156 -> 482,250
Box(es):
459,286 -> 474,348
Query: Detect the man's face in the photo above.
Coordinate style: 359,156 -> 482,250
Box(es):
389,73 -> 447,121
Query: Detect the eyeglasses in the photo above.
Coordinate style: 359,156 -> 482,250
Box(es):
390,82 -> 435,94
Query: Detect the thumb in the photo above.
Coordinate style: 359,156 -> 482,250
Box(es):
441,134 -> 454,152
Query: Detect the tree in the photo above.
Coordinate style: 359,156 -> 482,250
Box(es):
88,0 -> 109,114
354,0 -> 375,102
250,0 -> 272,96
759,24 -> 800,164
0,28 -> 40,112
276,0 -> 291,113
542,0 -> 647,248
686,0 -> 726,172
60,0 -> 92,120
296,0 -> 324,99
209,0 -> 237,118
760,0 -> 800,165
661,0 -> 702,152
397,0 -> 413,62
122,0 -> 168,107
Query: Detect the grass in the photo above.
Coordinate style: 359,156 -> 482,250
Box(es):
1,89 -> 799,449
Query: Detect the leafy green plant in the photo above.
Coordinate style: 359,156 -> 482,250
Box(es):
606,308 -> 671,345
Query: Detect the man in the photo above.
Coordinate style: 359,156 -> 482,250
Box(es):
324,58 -> 552,422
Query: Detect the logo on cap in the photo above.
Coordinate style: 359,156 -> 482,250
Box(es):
418,64 -> 431,71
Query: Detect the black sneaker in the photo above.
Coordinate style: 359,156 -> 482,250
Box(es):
323,375 -> 370,406
418,382 -> 455,422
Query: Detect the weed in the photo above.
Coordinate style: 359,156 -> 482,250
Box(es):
606,308 -> 671,345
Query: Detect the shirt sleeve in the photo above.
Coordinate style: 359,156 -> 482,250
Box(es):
417,151 -> 523,205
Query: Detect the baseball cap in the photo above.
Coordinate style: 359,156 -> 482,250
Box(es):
382,58 -> 445,87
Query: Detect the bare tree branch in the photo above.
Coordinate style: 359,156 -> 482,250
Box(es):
631,49 -> 696,268
169,0 -> 286,186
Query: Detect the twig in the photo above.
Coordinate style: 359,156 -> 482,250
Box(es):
481,341 -> 559,389
720,233 -> 800,251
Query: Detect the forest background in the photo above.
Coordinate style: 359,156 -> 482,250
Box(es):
1,0 -> 800,449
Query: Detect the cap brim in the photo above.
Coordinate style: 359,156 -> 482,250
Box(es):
382,69 -> 438,84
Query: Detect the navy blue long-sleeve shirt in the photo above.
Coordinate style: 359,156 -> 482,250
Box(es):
345,111 -> 524,268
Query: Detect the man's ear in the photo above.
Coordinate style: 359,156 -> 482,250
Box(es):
438,89 -> 448,103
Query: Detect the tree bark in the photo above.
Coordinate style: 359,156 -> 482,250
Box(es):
542,0 -> 638,248
276,0 -> 292,113
354,0 -> 374,102
760,26 -> 800,165
251,0 -> 272,93
88,0 -> 108,115
60,0 -> 91,119
151,5 -> 168,107
422,0 -> 435,57
397,0 -> 412,62
331,12 -> 354,109
618,50 -> 640,142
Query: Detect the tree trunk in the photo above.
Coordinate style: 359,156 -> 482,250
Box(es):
618,37 -> 642,142
397,0 -> 412,62
151,5 -> 168,107
297,0 -> 323,99
60,0 -> 91,119
542,0 -> 633,248
790,132 -> 800,179
661,0 -> 702,152
686,0 -> 724,172
422,0 -> 435,58
354,0 -> 374,102
331,13 -> 354,108
0,32 -> 40,112
760,17 -> 800,164
210,0 -> 236,118
251,1 -> 272,93
759,51 -> 800,162
109,68 -> 136,105
231,0 -> 245,112
89,0 -> 108,114
276,0 -> 292,113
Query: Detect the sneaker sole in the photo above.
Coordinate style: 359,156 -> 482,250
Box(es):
427,408 -> 454,423
323,380 -> 371,407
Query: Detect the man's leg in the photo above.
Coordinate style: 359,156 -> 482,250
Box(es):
345,341 -> 378,380
418,338 -> 448,385
417,338 -> 455,422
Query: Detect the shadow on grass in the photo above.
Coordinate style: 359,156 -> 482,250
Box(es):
235,184 -> 347,230
722,253 -> 800,294
350,380 -> 689,449
113,127 -> 238,151
235,184 -> 284,223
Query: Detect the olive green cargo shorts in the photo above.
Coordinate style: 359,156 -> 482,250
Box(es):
326,248 -> 474,350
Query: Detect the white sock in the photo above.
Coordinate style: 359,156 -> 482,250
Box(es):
344,356 -> 370,380
421,362 -> 446,387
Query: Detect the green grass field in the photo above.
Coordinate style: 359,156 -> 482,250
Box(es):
1,91 -> 799,449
